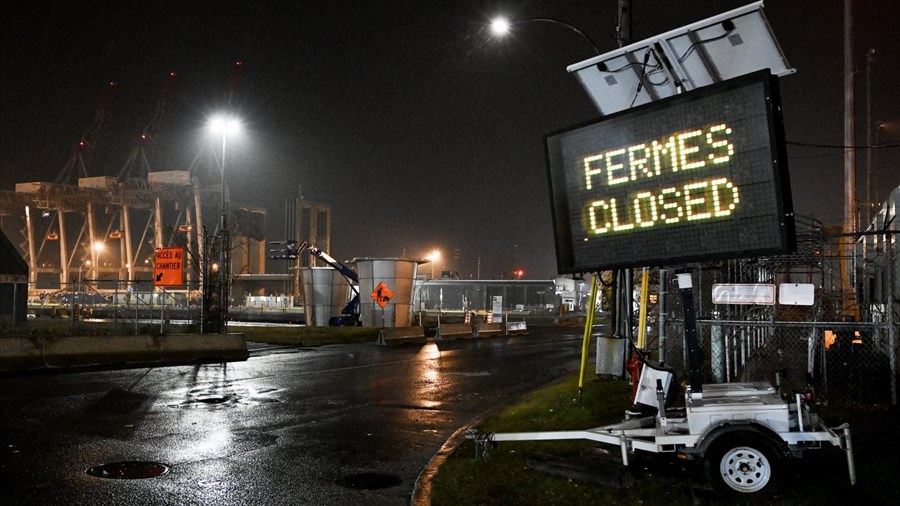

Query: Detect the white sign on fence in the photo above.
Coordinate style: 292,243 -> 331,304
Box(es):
779,283 -> 815,306
712,283 -> 776,305
491,296 -> 503,323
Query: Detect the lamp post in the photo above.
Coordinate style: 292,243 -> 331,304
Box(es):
427,250 -> 441,280
865,48 -> 876,225
490,9 -> 634,353
209,115 -> 241,334
91,241 -> 105,287
490,16 -> 601,55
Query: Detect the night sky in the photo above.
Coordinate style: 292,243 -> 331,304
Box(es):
2,1 -> 898,280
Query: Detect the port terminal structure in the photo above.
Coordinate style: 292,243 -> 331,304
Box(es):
0,172 -> 267,295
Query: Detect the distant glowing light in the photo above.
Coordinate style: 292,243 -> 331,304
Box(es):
91,241 -> 105,253
209,115 -> 242,135
490,17 -> 512,36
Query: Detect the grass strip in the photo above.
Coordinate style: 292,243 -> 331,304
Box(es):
430,374 -> 899,505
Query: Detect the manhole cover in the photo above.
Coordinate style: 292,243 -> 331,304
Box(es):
169,386 -> 281,409
335,472 -> 402,490
86,461 -> 170,479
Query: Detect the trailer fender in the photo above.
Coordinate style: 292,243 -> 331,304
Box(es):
694,422 -> 789,460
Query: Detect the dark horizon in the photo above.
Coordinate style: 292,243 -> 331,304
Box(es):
2,1 -> 898,280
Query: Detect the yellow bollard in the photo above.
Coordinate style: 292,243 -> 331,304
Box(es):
578,273 -> 600,399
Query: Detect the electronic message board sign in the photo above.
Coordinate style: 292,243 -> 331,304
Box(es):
546,70 -> 794,273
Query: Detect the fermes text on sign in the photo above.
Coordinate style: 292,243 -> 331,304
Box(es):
545,70 -> 794,273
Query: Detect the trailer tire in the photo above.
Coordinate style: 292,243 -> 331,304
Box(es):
705,432 -> 783,495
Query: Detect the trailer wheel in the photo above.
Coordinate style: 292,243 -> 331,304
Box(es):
706,432 -> 783,494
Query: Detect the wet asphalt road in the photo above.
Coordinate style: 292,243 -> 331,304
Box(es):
1,326 -> 589,505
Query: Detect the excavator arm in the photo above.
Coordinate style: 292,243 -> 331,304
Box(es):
270,240 -> 360,325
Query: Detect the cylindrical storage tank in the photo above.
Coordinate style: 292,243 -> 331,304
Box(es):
352,257 -> 418,328
299,267 -> 350,326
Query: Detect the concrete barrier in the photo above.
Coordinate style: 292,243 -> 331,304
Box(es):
0,336 -> 43,370
436,323 -> 473,340
157,334 -> 249,363
474,322 -> 503,337
42,335 -> 162,367
378,326 -> 427,346
505,321 -> 529,335
0,334 -> 249,372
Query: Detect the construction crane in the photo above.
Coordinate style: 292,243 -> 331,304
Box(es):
55,80 -> 119,185
117,71 -> 179,181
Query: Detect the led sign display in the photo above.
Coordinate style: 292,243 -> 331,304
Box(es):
546,70 -> 794,273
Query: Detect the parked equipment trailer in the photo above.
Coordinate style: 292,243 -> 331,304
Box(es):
466,273 -> 856,494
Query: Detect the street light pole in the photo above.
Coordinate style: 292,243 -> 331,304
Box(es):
865,48 -> 875,225
210,115 -> 241,335
428,250 -> 441,280
220,130 -> 229,335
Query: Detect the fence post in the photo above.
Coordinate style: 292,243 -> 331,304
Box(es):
887,229 -> 896,405
711,310 -> 724,383
134,283 -> 138,335
70,279 -> 76,330
160,288 -> 165,335
658,269 -> 668,365
724,326 -> 733,382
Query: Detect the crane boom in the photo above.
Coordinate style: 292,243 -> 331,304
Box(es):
270,240 -> 360,326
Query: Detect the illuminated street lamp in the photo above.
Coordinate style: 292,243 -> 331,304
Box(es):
489,15 -> 601,55
427,250 -> 441,280
209,114 -> 242,334
88,241 -> 105,283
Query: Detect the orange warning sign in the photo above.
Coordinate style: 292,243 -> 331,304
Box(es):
371,281 -> 393,308
154,246 -> 185,287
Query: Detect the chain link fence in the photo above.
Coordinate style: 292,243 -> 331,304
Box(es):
26,279 -> 205,334
643,214 -> 898,407
685,319 -> 895,407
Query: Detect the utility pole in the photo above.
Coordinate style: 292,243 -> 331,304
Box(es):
612,0 -> 631,343
616,0 -> 631,47
842,0 -> 858,319
865,48 -> 876,225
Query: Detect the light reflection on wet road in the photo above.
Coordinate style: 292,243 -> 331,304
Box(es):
0,326 -> 592,505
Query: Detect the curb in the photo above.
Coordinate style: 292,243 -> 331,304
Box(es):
409,372 -> 578,505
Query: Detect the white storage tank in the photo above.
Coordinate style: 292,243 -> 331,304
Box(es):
299,267 -> 351,326
352,257 -> 419,328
